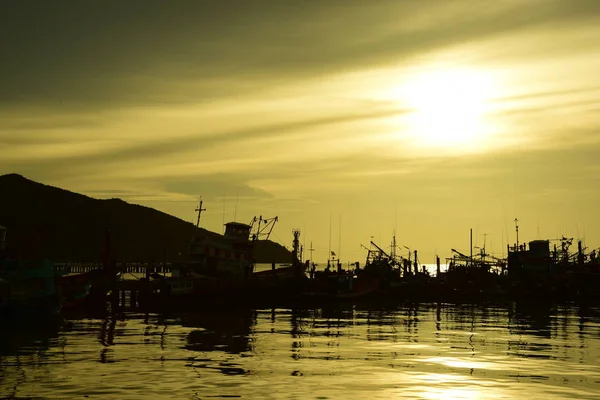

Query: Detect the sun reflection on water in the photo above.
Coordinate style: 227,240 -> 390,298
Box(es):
2,304 -> 600,399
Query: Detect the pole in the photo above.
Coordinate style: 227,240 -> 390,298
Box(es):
328,213 -> 332,260
470,228 -> 473,266
515,218 -> 519,250
338,214 -> 342,262
222,196 -> 226,234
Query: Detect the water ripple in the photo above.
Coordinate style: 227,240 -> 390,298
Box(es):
1,303 -> 600,399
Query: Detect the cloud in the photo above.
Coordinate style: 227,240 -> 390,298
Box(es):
0,114 -> 104,135
3,1 -> 599,188
0,100 -> 405,178
161,174 -> 274,200
80,176 -> 274,207
240,134 -> 600,204
84,189 -> 193,203
3,1 -> 600,259
3,1 -> 600,109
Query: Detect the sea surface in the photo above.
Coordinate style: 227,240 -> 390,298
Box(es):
1,302 -> 600,399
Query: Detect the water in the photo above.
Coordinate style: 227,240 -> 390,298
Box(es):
2,303 -> 600,399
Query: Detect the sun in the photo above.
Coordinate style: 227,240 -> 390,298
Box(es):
398,68 -> 497,151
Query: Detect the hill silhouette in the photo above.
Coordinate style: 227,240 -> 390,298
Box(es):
0,173 -> 293,263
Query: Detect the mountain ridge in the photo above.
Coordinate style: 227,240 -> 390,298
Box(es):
0,173 -> 293,263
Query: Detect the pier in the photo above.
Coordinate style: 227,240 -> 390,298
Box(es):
54,261 -> 172,275
53,262 -> 171,310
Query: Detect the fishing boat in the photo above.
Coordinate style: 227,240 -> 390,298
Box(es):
353,237 -> 431,300
302,270 -> 380,301
507,232 -> 600,301
0,225 -> 94,317
358,238 -> 406,290
301,254 -> 381,301
142,200 -> 300,308
0,225 -> 62,317
0,259 -> 62,318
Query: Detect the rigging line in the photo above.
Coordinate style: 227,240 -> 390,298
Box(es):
233,190 -> 240,222
328,213 -> 332,257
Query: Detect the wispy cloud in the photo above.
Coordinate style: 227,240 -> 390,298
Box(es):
2,1 -> 599,107
2,1 -> 600,258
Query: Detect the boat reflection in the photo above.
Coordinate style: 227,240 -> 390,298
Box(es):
0,314 -> 63,358
180,309 -> 257,355
1,301 -> 598,399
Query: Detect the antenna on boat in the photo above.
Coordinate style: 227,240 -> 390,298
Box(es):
233,191 -> 239,222
338,214 -> 342,262
470,228 -> 473,266
222,195 -> 227,234
309,241 -> 314,263
303,222 -> 307,262
504,218 -> 510,251
501,226 -> 505,258
390,230 -> 396,260
403,245 -> 411,262
482,233 -> 487,261
514,218 -> 519,249
394,204 -> 398,257
328,213 -> 332,261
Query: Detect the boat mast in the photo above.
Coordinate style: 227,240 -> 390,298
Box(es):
187,198 -> 206,257
195,198 -> 206,232
303,222 -> 306,263
233,192 -> 239,222
328,213 -> 332,262
222,195 -> 226,234
292,229 -> 301,264
481,233 -> 487,263
393,205 -> 398,261
338,214 -> 342,263
514,218 -> 519,250
470,228 -> 473,266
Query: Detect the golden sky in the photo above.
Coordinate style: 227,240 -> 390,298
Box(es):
2,0 -> 600,262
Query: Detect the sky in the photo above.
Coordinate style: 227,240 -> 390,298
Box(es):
2,0 -> 600,263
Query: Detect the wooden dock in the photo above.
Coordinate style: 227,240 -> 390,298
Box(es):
107,278 -> 163,310
53,261 -> 172,275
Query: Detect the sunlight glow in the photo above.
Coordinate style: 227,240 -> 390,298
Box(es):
421,387 -> 485,400
397,68 -> 499,151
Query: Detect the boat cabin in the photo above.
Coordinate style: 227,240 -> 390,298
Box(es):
166,279 -> 195,295
175,221 -> 255,280
507,239 -> 553,276
224,222 -> 252,240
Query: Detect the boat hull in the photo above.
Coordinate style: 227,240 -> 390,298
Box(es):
136,275 -> 307,310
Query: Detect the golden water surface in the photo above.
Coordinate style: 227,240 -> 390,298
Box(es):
1,303 -> 600,399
